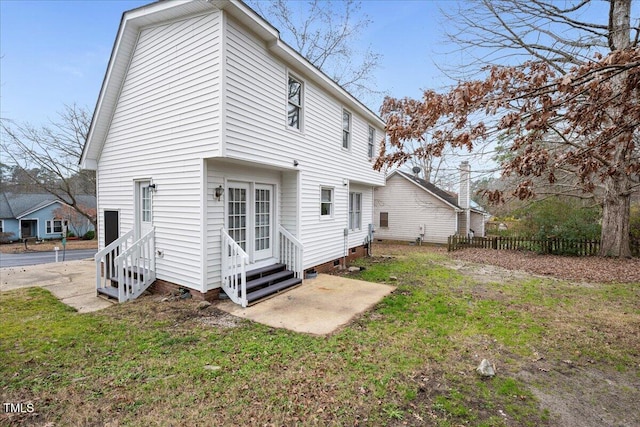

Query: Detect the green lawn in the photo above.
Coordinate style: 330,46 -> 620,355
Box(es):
2,248 -> 639,426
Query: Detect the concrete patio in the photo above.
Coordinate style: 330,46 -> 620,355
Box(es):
218,274 -> 395,335
1,260 -> 396,335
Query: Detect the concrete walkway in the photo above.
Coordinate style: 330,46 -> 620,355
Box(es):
218,274 -> 396,335
0,260 -> 113,313
2,261 -> 396,335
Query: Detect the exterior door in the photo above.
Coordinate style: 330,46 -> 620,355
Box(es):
136,180 -> 153,238
253,184 -> 273,260
227,182 -> 274,263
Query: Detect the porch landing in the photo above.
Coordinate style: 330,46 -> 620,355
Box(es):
217,274 -> 395,335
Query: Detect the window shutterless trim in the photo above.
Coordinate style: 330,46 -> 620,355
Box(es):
287,74 -> 303,130
342,109 -> 351,150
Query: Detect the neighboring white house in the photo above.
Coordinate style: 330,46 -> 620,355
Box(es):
373,163 -> 487,244
80,0 -> 385,306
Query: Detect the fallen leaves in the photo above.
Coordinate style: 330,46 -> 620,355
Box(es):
449,248 -> 640,283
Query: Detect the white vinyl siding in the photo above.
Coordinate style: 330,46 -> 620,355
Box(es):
223,16 -> 384,269
374,174 -> 458,244
97,11 -> 222,292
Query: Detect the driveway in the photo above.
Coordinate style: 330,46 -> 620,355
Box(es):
0,249 -> 97,268
0,259 -> 112,313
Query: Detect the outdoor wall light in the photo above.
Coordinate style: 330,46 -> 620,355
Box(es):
215,185 -> 224,201
148,183 -> 157,192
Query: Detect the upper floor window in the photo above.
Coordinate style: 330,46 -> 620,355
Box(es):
368,126 -> 375,158
288,75 -> 302,130
342,109 -> 351,149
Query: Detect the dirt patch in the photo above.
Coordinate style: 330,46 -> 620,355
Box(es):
517,363 -> 640,427
449,248 -> 640,283
0,239 -> 97,254
106,295 -> 245,330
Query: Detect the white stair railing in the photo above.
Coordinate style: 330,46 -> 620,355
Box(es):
114,228 -> 156,302
279,225 -> 304,280
221,228 -> 249,307
95,229 -> 135,297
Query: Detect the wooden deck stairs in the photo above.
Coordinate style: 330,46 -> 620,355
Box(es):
97,267 -> 152,301
225,263 -> 302,305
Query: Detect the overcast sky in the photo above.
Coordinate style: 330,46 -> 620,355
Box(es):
0,0 -> 455,127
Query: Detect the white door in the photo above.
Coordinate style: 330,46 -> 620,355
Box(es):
227,182 -> 249,252
227,182 -> 274,263
136,180 -> 153,238
253,184 -> 273,261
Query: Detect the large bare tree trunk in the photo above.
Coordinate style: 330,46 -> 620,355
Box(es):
601,173 -> 632,257
600,0 -> 634,257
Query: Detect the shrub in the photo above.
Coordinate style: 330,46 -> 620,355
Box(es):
0,232 -> 16,244
518,197 -> 601,242
83,230 -> 95,240
630,204 -> 640,240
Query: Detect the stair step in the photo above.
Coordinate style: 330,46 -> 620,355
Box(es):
110,267 -> 151,286
246,270 -> 294,292
247,277 -> 302,304
245,263 -> 286,281
97,286 -> 119,300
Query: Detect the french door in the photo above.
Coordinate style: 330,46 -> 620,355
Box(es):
227,182 -> 274,263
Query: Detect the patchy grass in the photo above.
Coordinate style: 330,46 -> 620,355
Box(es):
2,246 -> 639,426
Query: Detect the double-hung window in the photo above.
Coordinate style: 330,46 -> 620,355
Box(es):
320,187 -> 333,217
349,192 -> 362,231
288,75 -> 302,130
368,126 -> 375,158
46,219 -> 67,234
342,109 -> 351,149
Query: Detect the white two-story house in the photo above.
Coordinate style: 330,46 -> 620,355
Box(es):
80,0 -> 385,307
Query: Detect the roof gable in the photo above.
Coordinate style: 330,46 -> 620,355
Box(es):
80,0 -> 384,169
390,170 -> 462,210
0,193 -> 97,219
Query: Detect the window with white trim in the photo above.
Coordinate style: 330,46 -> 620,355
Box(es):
342,109 -> 351,149
368,126 -> 375,158
46,219 -> 67,234
320,187 -> 333,217
288,75 -> 303,129
349,192 -> 362,231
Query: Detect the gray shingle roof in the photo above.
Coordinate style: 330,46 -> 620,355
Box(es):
0,193 -> 96,219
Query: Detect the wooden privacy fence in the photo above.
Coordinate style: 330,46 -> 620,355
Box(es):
448,235 -> 640,257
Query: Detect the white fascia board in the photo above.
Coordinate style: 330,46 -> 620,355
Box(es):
82,1 -> 219,169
